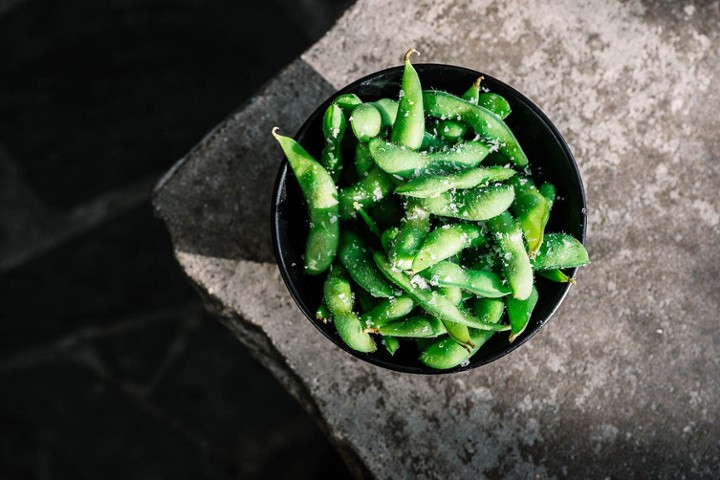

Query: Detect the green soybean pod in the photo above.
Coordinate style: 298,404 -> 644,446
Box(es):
360,295 -> 415,327
315,304 -> 332,324
323,265 -> 377,353
350,103 -> 382,142
421,261 -> 512,298
390,203 -> 431,270
439,286 -> 463,305
381,226 -> 400,254
418,312 -> 503,370
391,49 -> 425,149
417,184 -> 515,222
472,297 -> 505,324
370,315 -> 447,338
333,93 -> 362,111
462,76 -> 483,104
539,183 -> 556,207
370,98 -> 399,128
411,223 -> 486,274
506,285 -> 538,342
339,230 -> 395,298
395,166 -> 516,199
510,177 -> 549,256
477,92 -> 512,119
383,336 -> 401,355
532,233 -> 590,270
355,142 -> 374,177
536,269 -> 575,284
338,166 -> 394,218
436,120 -> 467,142
272,128 -> 339,275
321,103 -> 346,181
423,90 -> 529,168
487,211 -> 534,300
374,253 -> 509,334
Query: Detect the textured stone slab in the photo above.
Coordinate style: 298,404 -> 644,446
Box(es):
154,0 -> 720,478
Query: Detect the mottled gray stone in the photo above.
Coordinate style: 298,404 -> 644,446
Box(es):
155,0 -> 720,478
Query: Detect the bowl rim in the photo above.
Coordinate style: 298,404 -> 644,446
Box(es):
271,63 -> 587,374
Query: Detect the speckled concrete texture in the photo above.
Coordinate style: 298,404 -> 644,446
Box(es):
154,0 -> 720,478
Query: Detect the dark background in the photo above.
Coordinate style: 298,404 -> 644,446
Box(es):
0,0 -> 355,478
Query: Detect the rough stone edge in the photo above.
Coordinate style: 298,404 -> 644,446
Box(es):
180,270 -> 372,480
151,57 -> 373,479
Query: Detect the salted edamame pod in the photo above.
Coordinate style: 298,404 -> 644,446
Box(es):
339,230 -> 395,298
389,203 -> 430,270
423,90 -> 529,167
360,295 -> 415,327
395,166 -> 516,198
487,211 -> 534,300
532,233 -> 590,270
338,165 -> 394,218
370,98 -> 399,128
323,265 -> 377,353
374,253 -> 509,334
411,223 -> 486,274
368,138 -> 490,179
391,49 -> 425,149
417,184 -> 515,221
354,142 -> 374,177
477,92 -> 511,119
435,120 -> 467,142
333,93 -> 362,111
506,285 -> 538,342
510,177 -> 550,256
321,103 -> 346,181
350,103 -> 382,142
421,261 -> 512,298
272,128 -> 339,275
368,315 -> 446,338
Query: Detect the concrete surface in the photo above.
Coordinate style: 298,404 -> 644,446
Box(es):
154,0 -> 720,478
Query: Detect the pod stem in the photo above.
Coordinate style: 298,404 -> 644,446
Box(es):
473,76 -> 484,90
271,126 -> 281,139
363,328 -> 380,334
404,48 -> 420,63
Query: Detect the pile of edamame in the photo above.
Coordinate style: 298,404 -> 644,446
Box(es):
273,50 -> 589,370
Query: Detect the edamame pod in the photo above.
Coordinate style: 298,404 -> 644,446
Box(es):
395,166 -> 516,199
383,336 -> 400,355
536,269 -> 575,283
390,203 -> 430,270
435,120 -> 467,142
532,233 -> 590,270
369,315 -> 446,338
472,298 -> 505,324
418,315 -> 503,369
374,253 -> 509,333
368,138 -> 490,179
323,265 -> 376,353
339,231 -> 395,298
391,49 -> 424,149
439,286 -> 463,305
411,223 -> 486,273
370,98 -> 399,127
273,128 -> 339,275
487,211 -> 533,300
539,182 -> 556,206
416,184 -> 515,221
321,103 -> 346,181
333,93 -> 362,111
462,76 -> 483,104
421,261 -> 512,298
360,295 -> 415,327
506,285 -> 538,342
510,177 -> 550,256
355,142 -> 374,177
477,92 -> 511,119
338,166 -> 394,218
423,90 -> 529,167
350,103 -> 382,142
381,226 -> 400,254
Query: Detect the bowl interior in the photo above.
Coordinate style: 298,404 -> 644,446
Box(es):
272,64 -> 586,374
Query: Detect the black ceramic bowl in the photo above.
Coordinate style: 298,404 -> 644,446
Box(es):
271,64 -> 586,374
